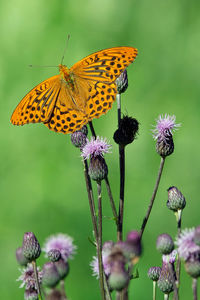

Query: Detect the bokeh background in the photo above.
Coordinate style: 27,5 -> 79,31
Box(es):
1,0 -> 200,299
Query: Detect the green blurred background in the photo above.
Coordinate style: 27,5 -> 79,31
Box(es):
1,0 -> 200,299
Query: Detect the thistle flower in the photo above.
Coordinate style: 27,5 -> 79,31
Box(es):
81,137 -> 111,160
90,241 -> 114,278
17,263 -> 42,290
152,114 -> 180,157
176,228 -> 200,261
22,232 -> 41,261
47,249 -> 61,262
43,233 -> 77,262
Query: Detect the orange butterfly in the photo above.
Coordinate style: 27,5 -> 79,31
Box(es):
11,47 -> 138,134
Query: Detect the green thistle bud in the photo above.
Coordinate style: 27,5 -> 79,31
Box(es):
22,232 -> 41,261
48,249 -> 61,262
156,234 -> 174,255
115,69 -> 128,94
55,259 -> 69,279
185,253 -> 200,278
42,262 -> 60,288
16,247 -> 29,266
148,266 -> 161,281
89,155 -> 108,181
113,116 -> 139,146
167,186 -> 186,211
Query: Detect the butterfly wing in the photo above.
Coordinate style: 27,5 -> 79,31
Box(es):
10,75 -> 61,125
71,47 -> 137,120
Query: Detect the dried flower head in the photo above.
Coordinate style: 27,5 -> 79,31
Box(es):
176,228 -> 200,261
43,233 -> 77,262
81,137 -> 111,160
113,116 -> 139,146
17,263 -> 42,290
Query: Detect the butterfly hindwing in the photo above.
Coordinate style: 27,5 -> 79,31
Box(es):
11,75 -> 60,125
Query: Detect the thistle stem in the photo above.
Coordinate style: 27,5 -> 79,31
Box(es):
83,159 -> 98,241
32,260 -> 42,300
60,280 -> 67,300
164,294 -> 169,300
97,181 -> 106,300
153,281 -> 156,300
192,278 -> 198,300
105,175 -> 118,226
116,93 -> 126,242
89,121 -> 97,139
140,156 -> 165,238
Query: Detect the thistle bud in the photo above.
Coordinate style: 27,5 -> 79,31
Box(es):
185,252 -> 200,278
55,259 -> 69,279
156,234 -> 174,255
156,131 -> 174,157
71,128 -> 88,149
147,266 -> 161,281
48,249 -> 61,262
113,116 -> 139,146
89,155 -> 108,181
42,262 -> 60,287
115,69 -> 128,94
16,247 -> 29,266
157,262 -> 174,294
22,232 -> 41,261
167,186 -> 186,211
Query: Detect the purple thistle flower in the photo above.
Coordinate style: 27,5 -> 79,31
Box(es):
90,241 -> 114,278
81,136 -> 111,160
176,228 -> 200,261
42,233 -> 77,262
162,250 -> 177,264
152,114 -> 180,141
17,263 -> 42,290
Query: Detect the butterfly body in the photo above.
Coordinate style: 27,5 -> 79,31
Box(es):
11,47 -> 138,134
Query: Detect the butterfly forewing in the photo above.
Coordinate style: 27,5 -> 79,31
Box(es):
11,75 -> 60,125
71,47 -> 138,83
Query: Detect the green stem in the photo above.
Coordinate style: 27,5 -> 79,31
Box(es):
175,210 -> 182,291
97,181 -> 106,300
60,280 -> 67,299
140,156 -> 166,238
153,281 -> 156,300
105,175 -> 118,226
32,260 -> 42,300
83,159 -> 98,241
192,278 -> 198,300
164,294 -> 169,300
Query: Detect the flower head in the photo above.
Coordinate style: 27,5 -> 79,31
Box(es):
17,263 -> 42,290
176,228 -> 200,261
42,233 -> 77,262
162,250 -> 177,264
81,137 -> 111,160
152,114 -> 180,141
90,241 -> 114,278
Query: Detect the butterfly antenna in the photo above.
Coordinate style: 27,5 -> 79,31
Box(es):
61,34 -> 70,65
29,65 -> 57,68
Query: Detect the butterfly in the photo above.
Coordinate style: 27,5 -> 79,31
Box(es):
11,47 -> 138,134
